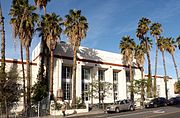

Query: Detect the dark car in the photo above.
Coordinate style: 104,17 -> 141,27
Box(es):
145,97 -> 168,108
168,96 -> 180,105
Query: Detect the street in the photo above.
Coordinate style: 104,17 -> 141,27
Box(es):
68,105 -> 180,118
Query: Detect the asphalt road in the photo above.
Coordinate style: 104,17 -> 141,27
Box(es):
71,105 -> 180,118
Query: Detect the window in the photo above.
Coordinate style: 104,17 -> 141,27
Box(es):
62,66 -> 72,79
120,100 -> 125,104
84,92 -> 89,101
82,68 -> 90,80
113,72 -> 118,81
82,67 -> 90,101
125,100 -> 129,103
126,70 -> 130,82
114,93 -> 118,100
113,84 -> 118,91
63,82 -> 71,100
82,83 -> 89,92
157,85 -> 160,97
98,70 -> 105,81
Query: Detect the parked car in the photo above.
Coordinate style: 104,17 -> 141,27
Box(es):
106,99 -> 135,113
145,97 -> 168,108
168,96 -> 180,105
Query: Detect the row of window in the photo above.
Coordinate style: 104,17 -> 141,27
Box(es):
62,66 -> 120,81
62,66 -> 130,100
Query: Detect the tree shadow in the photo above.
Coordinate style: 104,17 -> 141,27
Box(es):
78,47 -> 102,62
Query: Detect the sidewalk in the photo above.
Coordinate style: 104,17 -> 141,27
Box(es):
31,106 -> 142,118
66,109 -> 105,118
31,109 -> 105,118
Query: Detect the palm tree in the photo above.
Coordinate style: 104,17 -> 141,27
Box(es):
21,4 -> 38,117
135,44 -> 145,107
136,17 -> 153,98
64,9 -> 88,107
9,0 -> 27,112
0,3 -> 7,118
37,13 -> 62,99
0,3 -> 5,73
150,23 -> 163,98
10,0 -> 38,116
119,36 -> 136,101
166,38 -> 179,80
157,36 -> 168,99
34,0 -> 50,100
177,36 -> 180,50
34,0 -> 50,15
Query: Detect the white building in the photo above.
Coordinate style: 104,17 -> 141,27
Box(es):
1,41 -> 177,115
31,42 -> 177,105
0,58 -> 38,112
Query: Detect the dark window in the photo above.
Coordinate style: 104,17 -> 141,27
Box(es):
114,93 -> 118,100
63,82 -> 71,100
126,70 -> 130,82
84,92 -> 89,101
82,67 -> 90,101
125,100 -> 129,103
113,84 -> 118,91
82,68 -> 90,80
62,66 -> 72,79
120,101 -> 125,104
84,83 -> 89,91
113,71 -> 118,81
98,70 -> 105,81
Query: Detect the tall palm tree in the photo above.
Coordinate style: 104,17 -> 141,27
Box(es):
9,0 -> 27,112
34,0 -> 50,15
0,3 -> 7,118
166,38 -> 179,80
157,36 -> 168,99
135,44 -> 145,107
34,0 -> 50,100
37,13 -> 62,99
150,23 -> 163,98
136,17 -> 153,98
10,0 -> 38,116
177,36 -> 180,50
64,9 -> 88,107
119,36 -> 136,101
0,3 -> 5,73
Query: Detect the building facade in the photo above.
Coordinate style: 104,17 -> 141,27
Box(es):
32,42 -> 177,105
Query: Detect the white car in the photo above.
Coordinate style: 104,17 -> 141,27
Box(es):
106,99 -> 135,113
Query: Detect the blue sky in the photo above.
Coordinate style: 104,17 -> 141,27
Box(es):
1,0 -> 180,79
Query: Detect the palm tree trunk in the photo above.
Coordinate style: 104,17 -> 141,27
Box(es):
91,74 -> 93,106
113,81 -> 115,103
129,64 -> 134,101
1,14 -> 5,72
26,47 -> 31,117
72,47 -> 77,108
162,51 -> 168,99
171,54 -> 179,80
98,78 -> 101,109
154,44 -> 158,98
43,6 -> 46,15
50,50 -> 54,99
146,42 -> 152,98
5,97 -> 9,118
20,42 -> 26,112
140,67 -> 144,107
0,7 -> 7,116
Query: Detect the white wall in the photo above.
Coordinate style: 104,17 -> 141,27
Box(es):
31,42 -> 177,105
